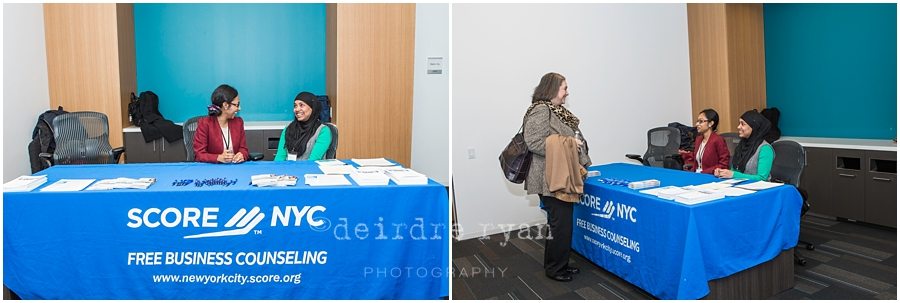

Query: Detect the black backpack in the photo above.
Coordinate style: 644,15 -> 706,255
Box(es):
28,106 -> 69,173
129,92 -> 144,126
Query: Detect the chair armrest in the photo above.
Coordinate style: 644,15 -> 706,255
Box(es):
112,147 -> 126,163
39,152 -> 53,168
249,152 -> 264,161
625,154 -> 642,161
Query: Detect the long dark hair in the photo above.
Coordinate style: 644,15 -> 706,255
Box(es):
732,109 -> 772,173
284,92 -> 322,155
700,108 -> 720,132
208,84 -> 238,116
531,72 -> 565,103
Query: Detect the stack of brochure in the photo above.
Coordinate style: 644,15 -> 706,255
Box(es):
349,171 -> 390,186
86,178 -> 156,190
351,158 -> 396,167
3,175 -> 48,192
304,174 -> 351,186
655,186 -> 693,200
315,159 -> 346,166
39,179 -> 96,192
251,174 -> 298,187
674,191 -> 725,205
356,166 -> 404,173
385,169 -> 428,185
318,164 -> 357,175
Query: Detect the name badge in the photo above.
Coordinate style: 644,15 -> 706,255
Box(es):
287,153 -> 298,161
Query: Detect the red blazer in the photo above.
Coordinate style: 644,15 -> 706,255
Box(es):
193,116 -> 249,163
687,132 -> 730,174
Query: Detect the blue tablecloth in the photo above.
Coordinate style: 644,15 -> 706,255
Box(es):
4,161 -> 449,299
572,163 -> 801,299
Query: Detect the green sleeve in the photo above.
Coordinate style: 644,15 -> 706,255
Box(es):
274,128 -> 288,161
308,127 -> 332,161
731,145 -> 774,181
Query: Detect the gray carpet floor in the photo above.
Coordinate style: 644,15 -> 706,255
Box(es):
452,213 -> 896,300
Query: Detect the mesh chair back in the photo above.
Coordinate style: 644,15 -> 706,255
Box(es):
51,112 -> 115,165
182,116 -> 204,162
770,140 -> 806,186
324,123 -> 339,159
720,132 -> 741,157
644,127 -> 681,169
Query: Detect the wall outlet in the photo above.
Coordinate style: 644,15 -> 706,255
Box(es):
467,148 -> 476,159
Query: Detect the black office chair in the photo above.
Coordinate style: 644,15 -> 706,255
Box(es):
324,122 -> 339,159
626,126 -> 683,170
720,132 -> 741,157
770,140 -> 814,265
182,116 -> 263,162
39,111 -> 124,167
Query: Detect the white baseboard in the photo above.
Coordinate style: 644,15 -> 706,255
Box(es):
454,218 -> 547,241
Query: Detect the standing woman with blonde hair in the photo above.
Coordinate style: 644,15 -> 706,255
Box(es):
523,72 -> 592,282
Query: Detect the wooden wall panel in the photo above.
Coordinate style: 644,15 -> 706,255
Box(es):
328,4 -> 416,166
687,3 -> 766,133
726,4 -> 767,125
43,3 -> 135,150
116,4 -> 137,135
687,4 -> 731,130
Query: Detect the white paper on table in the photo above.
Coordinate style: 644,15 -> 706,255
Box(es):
735,181 -> 784,191
3,175 -> 48,192
710,187 -> 757,197
674,191 -> 725,205
318,165 -> 358,175
304,174 -> 351,186
685,182 -> 733,191
40,179 -> 96,192
639,186 -> 677,196
349,172 -> 390,186
315,159 -> 346,166
656,187 -> 693,200
356,166 -> 404,173
351,158 -> 396,167
718,178 -> 748,185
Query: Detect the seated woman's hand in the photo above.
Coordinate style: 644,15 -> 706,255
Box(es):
232,152 -> 245,163
714,168 -> 733,178
217,151 -> 234,163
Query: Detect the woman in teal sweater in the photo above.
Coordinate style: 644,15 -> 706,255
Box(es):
714,110 -> 773,181
274,92 -> 332,161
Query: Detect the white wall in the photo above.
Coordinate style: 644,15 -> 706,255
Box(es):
452,4 -> 693,239
411,3 -> 450,186
3,4 -> 52,182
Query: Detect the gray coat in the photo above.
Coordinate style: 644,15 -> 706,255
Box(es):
523,104 -> 592,196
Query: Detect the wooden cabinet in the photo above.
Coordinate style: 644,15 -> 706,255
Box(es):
865,151 -> 896,227
123,132 -> 185,163
800,146 -> 896,227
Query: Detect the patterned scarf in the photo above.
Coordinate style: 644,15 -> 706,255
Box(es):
528,100 -> 581,131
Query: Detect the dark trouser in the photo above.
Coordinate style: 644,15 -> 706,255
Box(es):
540,195 -> 573,276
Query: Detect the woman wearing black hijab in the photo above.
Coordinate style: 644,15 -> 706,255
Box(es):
714,109 -> 774,181
274,92 -> 333,161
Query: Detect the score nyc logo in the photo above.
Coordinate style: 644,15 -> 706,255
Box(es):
580,194 -> 638,223
126,206 -> 327,239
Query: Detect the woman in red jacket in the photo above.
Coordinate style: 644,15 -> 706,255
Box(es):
687,108 -> 730,174
193,84 -> 249,163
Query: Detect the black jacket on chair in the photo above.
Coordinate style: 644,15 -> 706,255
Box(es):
137,91 -> 183,143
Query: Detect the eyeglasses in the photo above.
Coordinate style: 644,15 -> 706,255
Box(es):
227,102 -> 241,109
695,119 -> 709,124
